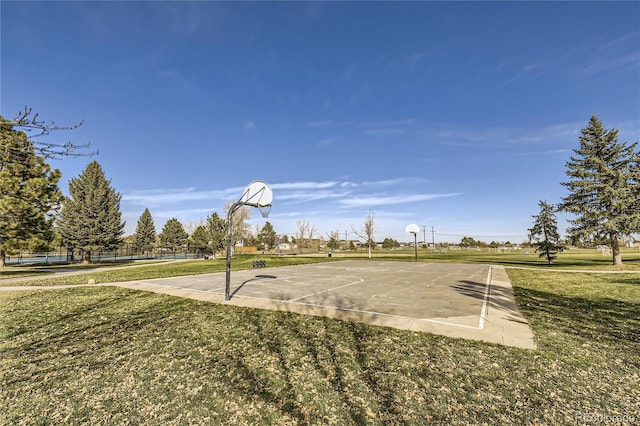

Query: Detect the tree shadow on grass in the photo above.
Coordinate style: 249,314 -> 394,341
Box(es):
0,270 -> 52,279
514,286 -> 640,350
217,290 -> 411,424
2,287 -> 190,387
451,280 -> 526,321
464,256 -> 640,269
618,276 -> 640,286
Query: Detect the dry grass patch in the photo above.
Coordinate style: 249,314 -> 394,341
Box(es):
1,267 -> 638,424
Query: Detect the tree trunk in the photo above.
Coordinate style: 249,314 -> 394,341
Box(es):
0,249 -> 6,267
611,233 -> 622,266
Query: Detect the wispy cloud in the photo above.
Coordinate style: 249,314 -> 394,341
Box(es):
497,63 -> 544,87
581,51 -> 640,75
123,187 -> 237,206
363,128 -> 406,136
124,178 -> 444,208
157,69 -> 192,92
271,181 -> 341,190
305,120 -> 339,127
276,190 -> 352,203
359,119 -> 416,128
361,177 -> 427,186
339,193 -> 460,207
244,120 -> 256,129
578,32 -> 640,76
316,138 -> 334,147
424,121 -> 587,148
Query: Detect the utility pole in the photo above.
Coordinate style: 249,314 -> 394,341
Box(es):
431,226 -> 435,248
422,225 -> 427,245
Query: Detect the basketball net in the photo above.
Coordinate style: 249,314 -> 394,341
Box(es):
258,204 -> 271,218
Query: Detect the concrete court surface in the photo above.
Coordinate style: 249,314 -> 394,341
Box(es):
117,260 -> 537,349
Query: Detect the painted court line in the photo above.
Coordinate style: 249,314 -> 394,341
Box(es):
221,293 -> 432,326
287,275 -> 365,302
229,271 -> 493,333
419,265 -> 492,331
123,262 -> 495,332
478,266 -> 492,329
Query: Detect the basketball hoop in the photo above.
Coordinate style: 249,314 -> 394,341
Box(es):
258,204 -> 271,218
225,180 -> 273,301
406,223 -> 419,262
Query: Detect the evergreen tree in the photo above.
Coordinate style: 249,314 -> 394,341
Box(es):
134,208 -> 156,254
528,200 -> 565,265
159,218 -> 188,252
327,236 -> 340,251
382,238 -> 400,249
559,115 -> 640,266
0,117 -> 62,266
460,236 -> 478,248
58,161 -> 125,263
205,212 -> 226,258
258,221 -> 277,251
190,225 -> 209,255
326,230 -> 341,251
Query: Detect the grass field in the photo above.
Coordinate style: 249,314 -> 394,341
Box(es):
0,256 -> 337,287
1,251 -> 639,424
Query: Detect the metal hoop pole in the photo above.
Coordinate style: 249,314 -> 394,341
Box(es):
225,200 -> 244,301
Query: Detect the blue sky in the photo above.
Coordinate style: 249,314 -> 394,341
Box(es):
2,1 -> 639,244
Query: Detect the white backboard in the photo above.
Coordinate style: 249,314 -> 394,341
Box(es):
240,180 -> 273,207
405,223 -> 420,234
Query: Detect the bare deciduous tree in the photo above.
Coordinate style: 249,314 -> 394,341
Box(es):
352,211 -> 376,258
224,201 -> 252,246
296,219 -> 309,250
5,106 -> 95,159
184,220 -> 204,237
295,219 -> 317,251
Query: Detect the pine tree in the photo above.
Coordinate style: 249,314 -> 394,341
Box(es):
58,161 -> 125,263
190,225 -> 210,255
258,221 -> 277,251
528,200 -> 565,265
205,212 -> 226,259
134,208 -> 156,254
159,218 -> 188,252
560,115 -> 640,266
0,118 -> 62,266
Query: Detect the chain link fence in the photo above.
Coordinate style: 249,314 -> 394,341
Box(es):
4,244 -> 207,265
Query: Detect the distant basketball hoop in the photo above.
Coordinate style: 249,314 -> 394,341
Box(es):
225,181 -> 273,300
406,223 -> 420,262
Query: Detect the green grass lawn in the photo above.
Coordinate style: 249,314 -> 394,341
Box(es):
0,256 -> 337,287
1,263 -> 638,424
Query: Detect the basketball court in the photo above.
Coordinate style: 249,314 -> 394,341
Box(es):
118,260 -> 537,349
